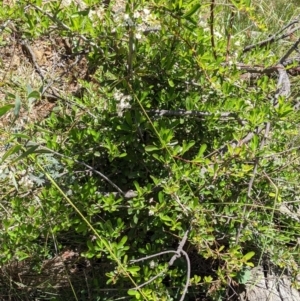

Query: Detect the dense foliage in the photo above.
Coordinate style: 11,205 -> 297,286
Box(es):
1,0 -> 300,300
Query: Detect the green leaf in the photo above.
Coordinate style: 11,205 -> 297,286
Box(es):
27,90 -> 40,100
118,236 -> 128,247
145,145 -> 160,152
204,275 -> 213,283
0,104 -> 14,117
12,145 -> 39,163
127,265 -> 140,276
237,268 -> 252,284
128,289 -> 139,296
6,92 -> 15,100
250,134 -> 259,152
1,145 -> 22,163
243,251 -> 255,261
159,214 -> 173,222
125,111 -> 132,126
183,3 -> 201,18
198,144 -> 207,157
182,140 -> 195,154
33,149 -> 53,154
133,214 -> 139,224
12,133 -> 30,139
87,240 -> 94,250
127,289 -> 136,296
10,170 -> 18,190
168,79 -> 175,87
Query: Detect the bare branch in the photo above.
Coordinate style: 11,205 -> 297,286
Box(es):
226,10 -> 235,62
129,230 -> 190,300
95,190 -> 138,199
146,109 -> 247,125
279,37 -> 300,64
227,125 -> 265,150
21,41 -> 45,81
243,20 -> 299,53
235,64 -> 279,74
179,250 -> 191,301
210,0 -> 217,60
227,60 -> 300,80
147,109 -> 236,118
130,250 -> 178,264
168,230 -> 189,266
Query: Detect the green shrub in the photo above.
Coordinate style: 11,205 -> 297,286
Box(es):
1,0 -> 300,300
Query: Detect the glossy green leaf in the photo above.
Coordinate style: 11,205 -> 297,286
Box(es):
168,79 -> 175,87
183,3 -> 201,18
145,145 -> 160,152
127,265 -> 140,275
243,251 -> 255,261
118,236 -> 128,247
27,90 -> 40,100
0,104 -> 14,117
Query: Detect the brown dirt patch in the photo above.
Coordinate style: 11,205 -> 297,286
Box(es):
0,23 -> 90,127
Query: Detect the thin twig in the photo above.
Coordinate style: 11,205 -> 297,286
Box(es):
172,193 -> 190,215
222,60 -> 300,83
21,41 -> 45,81
146,109 -> 247,125
179,250 -> 191,301
210,0 -> 217,60
233,64 -> 278,74
130,250 -> 178,264
226,9 -> 235,62
41,54 -> 83,99
279,37 -> 300,64
42,91 -> 98,119
130,230 -> 190,300
243,20 -> 299,53
147,109 -> 235,118
36,145 -> 125,196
